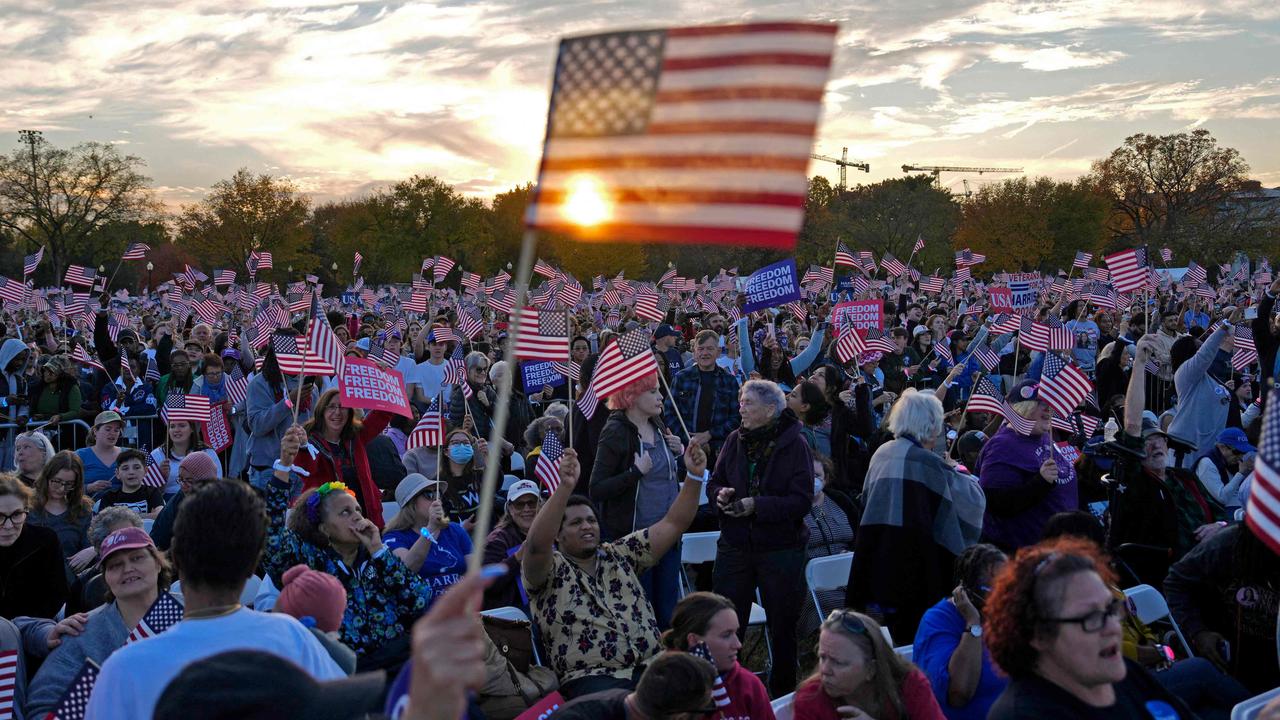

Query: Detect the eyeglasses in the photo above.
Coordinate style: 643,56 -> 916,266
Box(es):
49,479 -> 78,489
1040,598 -> 1123,633
0,510 -> 28,527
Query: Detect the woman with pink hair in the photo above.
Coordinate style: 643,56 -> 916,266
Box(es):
590,372 -> 686,628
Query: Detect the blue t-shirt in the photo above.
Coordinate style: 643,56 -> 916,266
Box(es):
912,597 -> 1008,720
76,447 -> 118,489
384,523 -> 473,594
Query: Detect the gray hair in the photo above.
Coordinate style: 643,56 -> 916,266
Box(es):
89,506 -> 145,549
543,402 -> 569,423
15,431 -> 55,464
489,359 -> 508,383
523,415 -> 563,448
465,350 -> 489,373
740,379 -> 786,418
887,388 -> 944,443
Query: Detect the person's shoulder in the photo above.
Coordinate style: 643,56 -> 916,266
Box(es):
22,522 -> 60,547
383,528 -> 417,549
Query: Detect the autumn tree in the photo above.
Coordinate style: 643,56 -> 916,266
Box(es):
174,169 -> 313,280
954,177 -> 1109,272
0,131 -> 158,284
1087,130 -> 1250,256
807,175 -> 960,273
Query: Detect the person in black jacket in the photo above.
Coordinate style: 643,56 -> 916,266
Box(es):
590,372 -> 685,628
0,474 -> 68,620
705,379 -> 813,696
1255,278 -> 1280,394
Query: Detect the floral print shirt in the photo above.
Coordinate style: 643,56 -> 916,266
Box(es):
526,529 -> 662,684
264,478 -> 431,657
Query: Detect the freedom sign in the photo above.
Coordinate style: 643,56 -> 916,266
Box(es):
336,358 -> 412,418
520,361 -> 566,394
742,258 -> 801,313
832,299 -> 883,334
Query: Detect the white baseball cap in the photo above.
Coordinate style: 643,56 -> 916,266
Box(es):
506,480 -> 541,503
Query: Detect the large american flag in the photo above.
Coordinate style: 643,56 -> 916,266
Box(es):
879,253 -> 907,277
524,22 -> 836,249
533,429 -> 565,492
514,307 -> 570,361
591,327 -> 659,398
433,255 -> 456,283
0,276 -> 27,306
1038,353 -> 1093,418
128,591 -> 185,642
1246,387 -> 1280,554
1072,251 -> 1093,269
1103,246 -> 1149,293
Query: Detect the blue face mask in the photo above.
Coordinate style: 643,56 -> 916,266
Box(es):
449,444 -> 475,464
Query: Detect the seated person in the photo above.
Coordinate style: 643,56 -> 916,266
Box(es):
522,443 -> 705,699
553,651 -> 715,720
383,474 -> 472,596
913,544 -> 1009,720
94,449 -> 164,518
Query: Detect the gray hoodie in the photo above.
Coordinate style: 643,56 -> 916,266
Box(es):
1168,325 -> 1230,466
25,602 -> 129,717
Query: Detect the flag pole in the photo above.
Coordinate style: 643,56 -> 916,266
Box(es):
105,257 -> 127,293
656,366 -> 691,440
468,228 -> 538,573
947,371 -> 983,457
565,308 -> 574,445
435,390 -> 443,481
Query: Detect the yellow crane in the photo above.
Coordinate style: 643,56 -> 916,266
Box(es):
901,164 -> 1023,185
811,147 -> 869,190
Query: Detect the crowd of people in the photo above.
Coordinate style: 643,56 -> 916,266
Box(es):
0,252 -> 1276,720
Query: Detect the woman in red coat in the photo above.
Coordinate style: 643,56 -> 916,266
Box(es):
295,389 -> 392,527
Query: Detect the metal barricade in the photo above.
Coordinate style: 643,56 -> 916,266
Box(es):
5,414 -> 163,454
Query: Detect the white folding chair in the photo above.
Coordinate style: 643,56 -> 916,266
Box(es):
1123,584 -> 1194,657
677,531 -> 720,597
804,552 -> 853,620
240,575 -> 262,608
255,573 -> 281,612
381,501 -> 400,522
168,580 -> 184,605
501,474 -> 521,494
771,692 -> 795,720
509,452 -> 525,474
1232,687 -> 1280,720
143,518 -> 155,535
482,606 -> 542,665
894,644 -> 914,662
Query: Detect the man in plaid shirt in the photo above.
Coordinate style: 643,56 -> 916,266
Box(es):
665,330 -> 741,464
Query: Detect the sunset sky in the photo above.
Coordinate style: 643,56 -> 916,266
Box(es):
4,0 -> 1278,207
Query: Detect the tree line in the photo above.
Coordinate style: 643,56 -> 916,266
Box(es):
0,129 -> 1275,289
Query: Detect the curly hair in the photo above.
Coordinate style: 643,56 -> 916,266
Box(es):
606,372 -> 659,411
983,537 -> 1116,679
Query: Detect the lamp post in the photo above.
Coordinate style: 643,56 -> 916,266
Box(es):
146,261 -> 153,289
331,261 -> 338,285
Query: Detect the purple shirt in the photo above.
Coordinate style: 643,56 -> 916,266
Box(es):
977,426 -> 1077,550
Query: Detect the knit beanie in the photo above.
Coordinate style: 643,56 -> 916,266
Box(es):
275,564 -> 347,633
177,451 -> 218,481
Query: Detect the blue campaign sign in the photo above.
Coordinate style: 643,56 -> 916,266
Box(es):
340,291 -> 359,306
520,361 -> 566,394
742,258 -> 801,313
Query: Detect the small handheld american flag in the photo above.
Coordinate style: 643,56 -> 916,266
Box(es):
142,449 -> 167,489
128,591 -> 185,643
0,650 -> 16,719
688,642 -> 731,709
162,393 -> 211,423
47,658 -> 100,720
534,430 -> 564,492
407,398 -> 444,450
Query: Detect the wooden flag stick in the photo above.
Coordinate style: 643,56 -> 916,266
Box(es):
566,308 -> 574,444
468,228 -> 538,573
656,365 -> 691,440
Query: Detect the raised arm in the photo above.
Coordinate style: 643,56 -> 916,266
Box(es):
736,318 -> 756,376
521,450 -> 579,591
1125,335 -> 1155,437
789,325 -> 825,376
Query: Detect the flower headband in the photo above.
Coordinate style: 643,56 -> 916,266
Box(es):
305,482 -> 355,524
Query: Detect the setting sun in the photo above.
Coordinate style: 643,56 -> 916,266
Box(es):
562,174 -> 611,226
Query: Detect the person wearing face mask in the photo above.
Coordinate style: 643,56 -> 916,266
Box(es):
265,425 -> 430,671
439,428 -> 493,532
912,544 -> 1009,720
661,592 -> 774,720
799,455 -> 858,640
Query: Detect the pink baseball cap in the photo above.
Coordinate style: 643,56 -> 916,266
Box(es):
98,526 -> 155,563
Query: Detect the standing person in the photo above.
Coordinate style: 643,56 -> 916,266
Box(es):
0,338 -> 31,470
665,330 -> 741,464
77,410 -> 124,495
976,381 -> 1077,551
86,480 -> 345,719
246,334 -> 318,491
382,474 -> 472,596
591,373 -> 686,628
294,389 -> 392,527
154,348 -> 195,408
912,544 -> 1009,720
653,325 -> 685,377
30,450 -> 95,571
661,592 -> 775,720
0,474 -> 68,619
522,442 -> 705,699
25,527 -> 172,717
28,355 -> 86,446
794,610 -> 944,720
150,419 -> 222,499
1168,320 -> 1234,464
481,479 -> 541,611
412,326 -> 454,409
707,379 -> 814,696
846,389 -> 986,644
984,538 -> 1193,719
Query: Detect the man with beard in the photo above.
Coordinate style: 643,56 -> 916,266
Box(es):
522,443 -> 706,699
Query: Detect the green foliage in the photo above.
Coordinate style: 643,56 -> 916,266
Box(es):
954,177 -> 1109,272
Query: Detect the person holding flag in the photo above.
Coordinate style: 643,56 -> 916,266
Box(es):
25,526 -> 173,718
661,591 -> 775,720
149,419 -> 221,499
245,330 -> 319,491
294,389 -> 393,528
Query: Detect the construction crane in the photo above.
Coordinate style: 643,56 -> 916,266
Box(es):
901,164 -> 1023,184
811,147 -> 869,190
